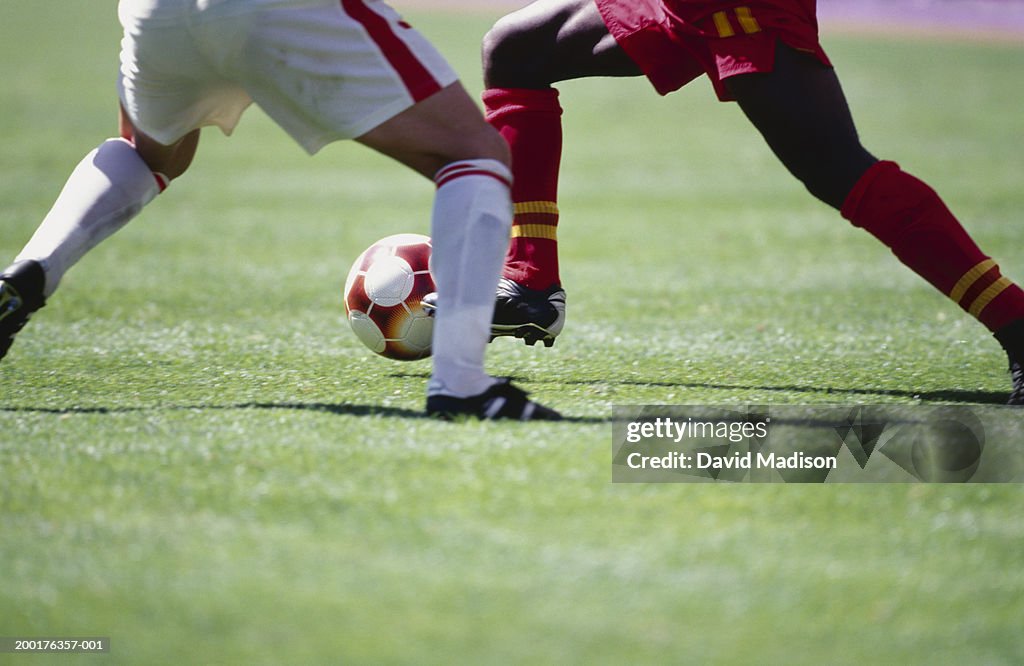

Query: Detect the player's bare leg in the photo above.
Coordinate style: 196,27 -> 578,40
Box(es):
120,105 -> 200,181
358,82 -> 560,419
1,106 -> 196,361
484,0 -> 640,89
481,0 -> 640,346
726,43 -> 1024,404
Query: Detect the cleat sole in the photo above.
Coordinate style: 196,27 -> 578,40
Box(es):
490,321 -> 558,348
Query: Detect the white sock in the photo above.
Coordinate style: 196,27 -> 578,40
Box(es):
16,138 -> 167,297
427,159 -> 513,398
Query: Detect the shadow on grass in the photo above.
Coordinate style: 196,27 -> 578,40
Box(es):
0,402 -> 420,417
236,402 -> 604,423
388,372 -> 1009,405
3,372 -> 1007,420
562,378 -> 1009,405
0,401 -> 606,423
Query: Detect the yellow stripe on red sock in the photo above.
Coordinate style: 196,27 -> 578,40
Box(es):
949,258 -> 996,304
514,201 -> 559,216
511,200 -> 558,240
511,224 -> 557,241
969,277 -> 1013,318
948,259 -> 1019,321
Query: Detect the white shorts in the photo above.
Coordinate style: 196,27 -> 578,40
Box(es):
117,0 -> 458,153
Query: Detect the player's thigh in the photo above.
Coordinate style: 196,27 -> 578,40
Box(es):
483,0 -> 638,88
726,42 -> 876,208
356,82 -> 509,179
234,1 -> 459,156
119,4 -> 252,150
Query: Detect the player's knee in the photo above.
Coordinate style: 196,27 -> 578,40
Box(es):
799,171 -> 851,210
442,126 -> 510,171
452,117 -> 510,167
483,14 -> 550,88
475,125 -> 511,167
794,151 -> 877,210
424,124 -> 510,179
132,129 -> 200,180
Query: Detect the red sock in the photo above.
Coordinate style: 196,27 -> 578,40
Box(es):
482,87 -> 563,290
842,161 -> 1024,332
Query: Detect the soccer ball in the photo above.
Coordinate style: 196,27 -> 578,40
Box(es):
343,233 -> 435,361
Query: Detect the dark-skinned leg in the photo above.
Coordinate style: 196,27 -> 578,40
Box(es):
483,0 -> 639,89
482,0 -> 641,344
727,43 -> 1024,403
725,43 -> 876,209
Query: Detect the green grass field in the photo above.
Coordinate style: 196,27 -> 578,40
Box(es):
2,3 -> 1023,663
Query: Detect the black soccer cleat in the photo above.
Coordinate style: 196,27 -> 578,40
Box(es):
490,278 -> 566,347
1008,360 -> 1024,406
994,319 -> 1024,406
426,378 -> 562,421
421,279 -> 566,347
0,259 -> 46,361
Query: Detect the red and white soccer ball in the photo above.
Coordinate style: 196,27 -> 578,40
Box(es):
343,233 -> 435,361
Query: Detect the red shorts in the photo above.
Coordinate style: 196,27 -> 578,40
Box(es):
596,0 -> 831,100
